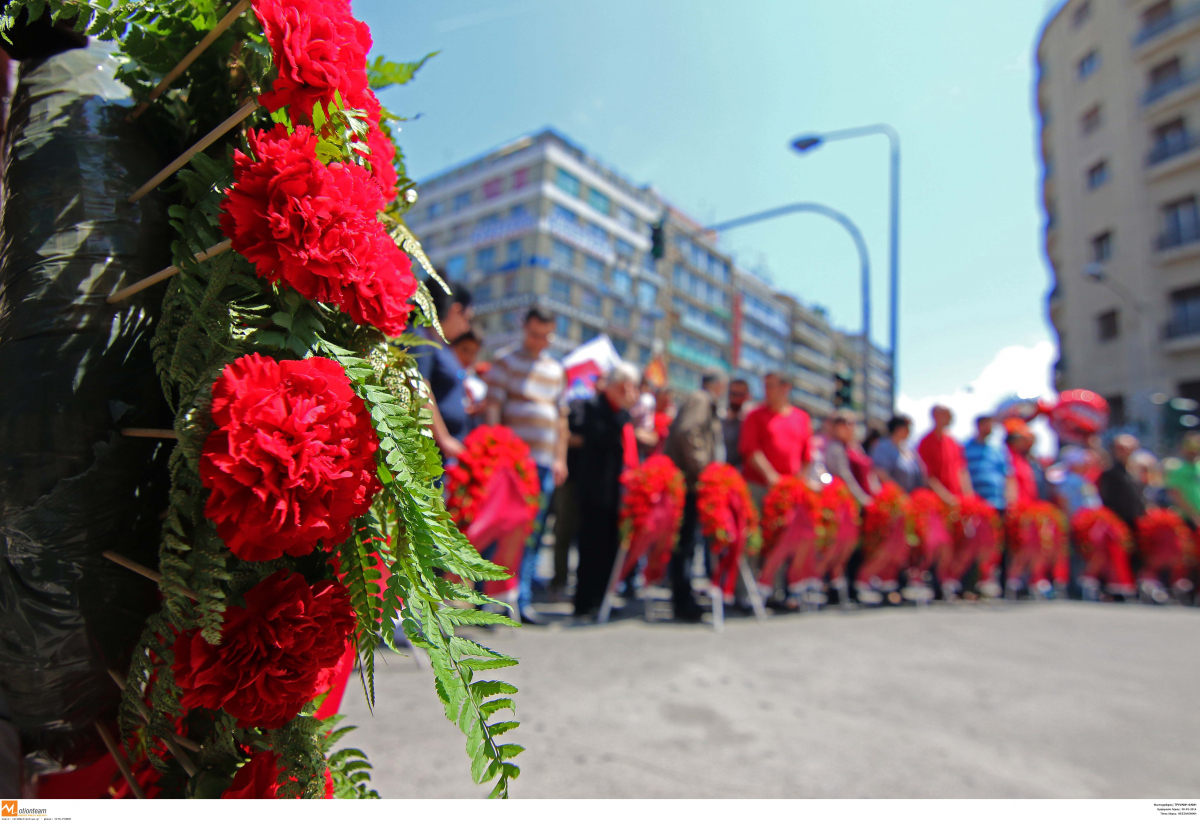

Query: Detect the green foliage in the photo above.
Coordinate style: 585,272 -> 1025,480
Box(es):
91,2 -> 523,799
367,52 -> 437,91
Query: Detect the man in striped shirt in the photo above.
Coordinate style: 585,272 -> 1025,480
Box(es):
485,307 -> 568,624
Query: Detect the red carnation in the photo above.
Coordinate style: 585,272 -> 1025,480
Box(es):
445,425 -> 542,529
221,750 -> 334,799
200,353 -> 381,561
173,570 -> 355,729
220,124 -> 417,336
253,0 -> 375,120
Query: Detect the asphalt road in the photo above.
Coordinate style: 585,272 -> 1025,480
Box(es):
343,602 -> 1200,798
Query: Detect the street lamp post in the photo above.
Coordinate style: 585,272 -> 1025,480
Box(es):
706,202 -> 873,427
791,124 -> 899,415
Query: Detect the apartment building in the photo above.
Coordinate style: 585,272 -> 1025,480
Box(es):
834,333 -> 894,429
1038,0 -> 1200,435
412,128 -> 890,419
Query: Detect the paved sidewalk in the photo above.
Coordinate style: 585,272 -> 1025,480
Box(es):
344,602 -> 1200,798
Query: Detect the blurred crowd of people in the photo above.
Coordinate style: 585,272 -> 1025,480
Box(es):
413,280 -> 1199,624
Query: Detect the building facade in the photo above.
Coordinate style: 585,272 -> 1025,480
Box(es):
834,332 -> 894,428
1038,0 -> 1200,434
412,128 -> 891,420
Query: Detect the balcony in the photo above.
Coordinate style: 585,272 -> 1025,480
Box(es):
1134,3 -> 1200,48
679,312 -> 730,345
1156,224 -> 1200,253
1142,65 -> 1200,107
667,340 -> 729,372
1163,314 -> 1200,353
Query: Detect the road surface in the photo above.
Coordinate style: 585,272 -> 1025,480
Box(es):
344,601 -> 1200,798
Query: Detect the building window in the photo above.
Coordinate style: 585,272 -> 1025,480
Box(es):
1097,309 -> 1119,341
446,254 -> 467,279
611,304 -> 631,328
583,256 -> 606,282
427,201 -> 443,220
586,222 -> 609,244
453,190 -> 472,212
510,203 -> 528,220
555,315 -> 572,339
552,204 -> 577,224
482,177 -> 504,200
1143,1 -> 1173,30
1091,230 -> 1112,262
615,238 -> 635,259
1086,160 -> 1109,189
1168,284 -> 1200,336
512,167 -> 529,189
1072,0 -> 1090,27
504,274 -> 518,297
1148,57 -> 1182,97
552,239 -> 575,269
587,188 -> 611,216
1161,196 -> 1200,248
506,239 -> 522,264
1080,105 -> 1102,135
1151,118 -> 1189,163
617,207 -> 638,231
580,289 -> 602,315
639,315 -> 656,337
1077,50 -> 1099,80
580,324 -> 600,343
550,277 -> 571,303
610,269 -> 633,296
637,281 -> 658,311
476,246 -> 496,272
555,168 -> 581,198
611,336 -> 628,356
1105,394 -> 1126,427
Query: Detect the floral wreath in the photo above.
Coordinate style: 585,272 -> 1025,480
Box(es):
861,482 -> 912,557
18,0 -> 524,799
445,425 -> 542,531
1136,508 -> 1196,562
1069,505 -> 1131,558
816,478 -> 860,558
761,476 -> 821,549
696,463 -> 761,556
953,494 -> 1001,547
618,454 -> 686,583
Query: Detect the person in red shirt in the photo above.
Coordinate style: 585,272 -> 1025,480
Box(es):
1005,419 -> 1040,503
739,372 -> 812,503
917,404 -> 973,502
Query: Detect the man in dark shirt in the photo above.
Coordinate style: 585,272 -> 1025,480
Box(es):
721,378 -> 751,470
573,362 -> 641,618
1097,433 -> 1146,529
412,278 -> 472,460
550,397 -> 587,598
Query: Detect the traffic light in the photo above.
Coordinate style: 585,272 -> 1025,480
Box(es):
650,219 -> 665,260
834,369 -> 854,408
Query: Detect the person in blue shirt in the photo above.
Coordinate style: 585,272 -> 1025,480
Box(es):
412,278 -> 473,461
962,414 -> 1013,511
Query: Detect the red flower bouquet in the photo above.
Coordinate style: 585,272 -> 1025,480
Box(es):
908,487 -> 953,571
857,482 -> 912,588
445,425 -> 541,530
199,353 -> 381,562
220,124 -> 417,336
253,0 -> 375,120
1007,500 -> 1070,588
172,570 -> 355,728
758,476 -> 821,589
617,455 -> 685,585
1136,508 -> 1196,586
221,750 -> 334,799
1069,505 -> 1131,558
945,494 -> 1002,586
815,478 -> 860,578
696,463 -> 760,596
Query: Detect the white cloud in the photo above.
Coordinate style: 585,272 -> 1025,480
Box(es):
896,340 -> 1058,456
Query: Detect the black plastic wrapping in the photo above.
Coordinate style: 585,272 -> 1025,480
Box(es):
0,41 -> 173,775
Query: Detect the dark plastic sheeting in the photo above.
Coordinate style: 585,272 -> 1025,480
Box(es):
0,41 -> 173,775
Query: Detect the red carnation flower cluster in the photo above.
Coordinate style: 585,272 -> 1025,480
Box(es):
221,750 -> 334,799
862,482 -> 912,557
220,125 -> 416,336
1136,508 -> 1194,559
1069,505 -> 1131,558
173,570 -> 355,728
200,354 -> 381,562
696,462 -> 759,556
445,425 -> 541,528
253,0 -> 397,201
953,494 -> 1001,546
908,488 -> 949,545
619,454 -> 685,537
761,476 -> 821,548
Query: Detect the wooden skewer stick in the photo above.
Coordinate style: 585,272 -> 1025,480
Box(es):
95,721 -> 146,799
128,98 -> 259,204
120,428 -> 179,439
107,239 -> 232,303
106,670 -> 203,755
108,670 -> 199,776
102,550 -> 199,601
126,0 -> 252,123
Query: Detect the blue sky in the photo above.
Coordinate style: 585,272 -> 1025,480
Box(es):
357,0 -> 1058,409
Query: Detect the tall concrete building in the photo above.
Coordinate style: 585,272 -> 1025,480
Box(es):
1038,0 -> 1200,434
412,128 -> 890,419
833,332 -> 894,428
